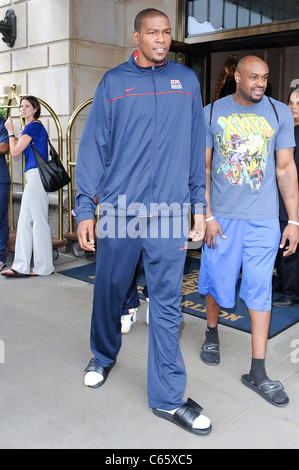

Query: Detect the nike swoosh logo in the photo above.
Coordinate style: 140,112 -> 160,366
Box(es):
179,247 -> 187,251
126,87 -> 136,92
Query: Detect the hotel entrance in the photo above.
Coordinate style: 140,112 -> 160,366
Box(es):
174,0 -> 299,105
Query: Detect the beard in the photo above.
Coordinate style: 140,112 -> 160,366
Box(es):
151,57 -> 166,64
250,95 -> 263,103
250,89 -> 265,103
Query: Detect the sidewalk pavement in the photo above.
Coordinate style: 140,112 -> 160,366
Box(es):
0,251 -> 298,450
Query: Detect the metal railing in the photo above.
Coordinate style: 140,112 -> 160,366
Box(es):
65,98 -> 92,236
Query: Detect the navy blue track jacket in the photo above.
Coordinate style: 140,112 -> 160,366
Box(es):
75,51 -> 206,222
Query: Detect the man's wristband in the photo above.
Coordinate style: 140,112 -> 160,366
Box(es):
288,220 -> 299,227
8,134 -> 15,138
206,216 -> 214,222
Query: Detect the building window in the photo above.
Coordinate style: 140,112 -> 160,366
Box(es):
187,0 -> 299,36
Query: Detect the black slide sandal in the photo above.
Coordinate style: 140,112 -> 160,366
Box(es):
241,374 -> 289,407
152,397 -> 212,435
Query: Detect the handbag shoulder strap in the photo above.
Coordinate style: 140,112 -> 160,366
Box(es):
30,133 -> 60,162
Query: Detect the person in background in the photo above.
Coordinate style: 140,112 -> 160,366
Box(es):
198,56 -> 299,407
121,258 -> 149,334
272,87 -> 299,307
1,96 -> 54,277
0,115 -> 10,271
212,53 -> 238,101
121,272 -> 140,334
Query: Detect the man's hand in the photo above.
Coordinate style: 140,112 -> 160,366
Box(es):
204,218 -> 226,250
279,224 -> 299,257
77,219 -> 96,251
189,213 -> 206,241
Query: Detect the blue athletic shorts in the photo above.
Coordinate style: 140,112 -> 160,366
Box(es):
198,217 -> 280,311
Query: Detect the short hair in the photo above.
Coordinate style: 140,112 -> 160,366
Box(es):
134,8 -> 168,33
20,95 -> 41,119
288,87 -> 299,102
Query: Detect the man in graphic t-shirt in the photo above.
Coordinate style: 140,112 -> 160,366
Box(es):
198,56 -> 299,407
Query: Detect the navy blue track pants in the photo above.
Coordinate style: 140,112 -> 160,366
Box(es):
0,182 -> 10,263
90,215 -> 188,410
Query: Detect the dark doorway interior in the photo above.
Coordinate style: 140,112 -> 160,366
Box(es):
171,27 -> 299,105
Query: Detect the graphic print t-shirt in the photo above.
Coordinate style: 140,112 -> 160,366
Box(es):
205,95 -> 295,220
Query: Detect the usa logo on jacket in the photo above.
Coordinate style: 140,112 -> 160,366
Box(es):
171,80 -> 182,89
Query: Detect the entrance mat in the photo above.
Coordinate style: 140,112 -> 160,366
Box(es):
59,256 -> 299,339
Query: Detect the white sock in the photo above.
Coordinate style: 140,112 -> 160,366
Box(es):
84,371 -> 103,386
157,407 -> 211,430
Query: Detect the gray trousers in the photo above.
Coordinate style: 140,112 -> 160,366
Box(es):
12,168 -> 54,275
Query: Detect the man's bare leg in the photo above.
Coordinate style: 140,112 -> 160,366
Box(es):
206,294 -> 220,327
248,309 -> 270,358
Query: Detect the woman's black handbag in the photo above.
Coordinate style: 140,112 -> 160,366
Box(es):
30,138 -> 71,192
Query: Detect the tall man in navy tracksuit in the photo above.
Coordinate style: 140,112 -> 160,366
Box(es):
75,8 -> 211,435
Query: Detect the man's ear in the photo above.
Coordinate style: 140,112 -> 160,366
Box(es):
133,30 -> 140,45
234,70 -> 240,83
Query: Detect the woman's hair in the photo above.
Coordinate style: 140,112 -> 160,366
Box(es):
20,95 -> 41,119
213,54 -> 238,102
